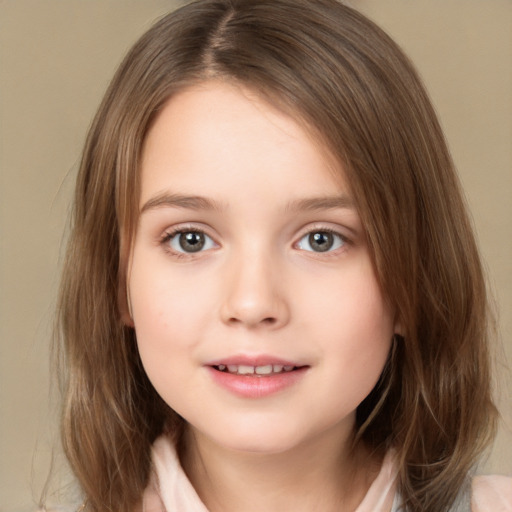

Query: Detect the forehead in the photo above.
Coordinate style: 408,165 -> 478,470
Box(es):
140,80 -> 349,206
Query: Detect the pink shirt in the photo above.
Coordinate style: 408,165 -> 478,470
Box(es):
141,436 -> 512,512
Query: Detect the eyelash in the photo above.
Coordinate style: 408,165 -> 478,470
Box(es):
159,226 -> 215,259
295,227 -> 348,255
159,225 -> 350,259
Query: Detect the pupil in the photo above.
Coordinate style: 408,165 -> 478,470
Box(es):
179,232 -> 205,252
309,232 -> 333,252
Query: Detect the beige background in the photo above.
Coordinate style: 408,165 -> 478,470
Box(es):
1,1 -> 510,511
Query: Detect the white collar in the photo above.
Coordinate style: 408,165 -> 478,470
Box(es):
146,435 -> 399,512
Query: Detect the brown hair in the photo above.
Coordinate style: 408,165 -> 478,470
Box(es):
56,1 -> 497,511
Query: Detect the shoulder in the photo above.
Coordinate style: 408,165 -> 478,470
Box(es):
140,468 -> 166,512
36,506 -> 83,512
472,474 -> 512,512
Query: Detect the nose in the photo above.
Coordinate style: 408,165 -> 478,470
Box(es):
219,251 -> 290,330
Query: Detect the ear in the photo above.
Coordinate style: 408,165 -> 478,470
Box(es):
121,310 -> 135,328
393,314 -> 404,337
118,280 -> 135,328
119,290 -> 135,328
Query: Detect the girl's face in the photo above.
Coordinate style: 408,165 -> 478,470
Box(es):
129,82 -> 397,455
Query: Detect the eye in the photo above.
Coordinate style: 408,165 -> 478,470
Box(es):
297,230 -> 345,253
165,230 -> 216,253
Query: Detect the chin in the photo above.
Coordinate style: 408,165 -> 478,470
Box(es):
213,431 -> 305,455
192,412 -> 347,457
186,412 -> 308,455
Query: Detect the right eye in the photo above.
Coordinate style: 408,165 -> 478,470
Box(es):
296,230 -> 346,253
164,230 -> 216,253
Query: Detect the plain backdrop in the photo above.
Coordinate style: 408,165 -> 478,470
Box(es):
1,1 -> 511,511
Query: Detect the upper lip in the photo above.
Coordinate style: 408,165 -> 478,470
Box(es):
205,354 -> 306,367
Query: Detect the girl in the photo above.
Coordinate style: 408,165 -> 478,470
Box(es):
54,0 -> 511,511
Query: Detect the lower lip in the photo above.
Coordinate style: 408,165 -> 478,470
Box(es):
206,367 -> 308,398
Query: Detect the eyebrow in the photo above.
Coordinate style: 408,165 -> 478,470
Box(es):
140,193 -> 224,213
140,192 -> 355,214
284,195 -> 355,212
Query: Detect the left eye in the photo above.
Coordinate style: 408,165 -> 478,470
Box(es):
297,231 -> 345,253
167,230 -> 216,253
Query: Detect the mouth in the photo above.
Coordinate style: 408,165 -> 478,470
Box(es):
212,364 -> 303,376
206,357 -> 309,397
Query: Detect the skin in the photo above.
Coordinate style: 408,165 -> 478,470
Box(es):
128,81 -> 397,511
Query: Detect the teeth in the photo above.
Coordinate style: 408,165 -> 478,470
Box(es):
238,365 -> 254,375
216,364 -> 297,375
255,365 -> 273,375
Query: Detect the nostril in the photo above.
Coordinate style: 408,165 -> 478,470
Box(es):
226,316 -> 277,326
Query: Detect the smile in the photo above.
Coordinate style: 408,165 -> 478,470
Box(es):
206,358 -> 309,398
213,364 -> 297,376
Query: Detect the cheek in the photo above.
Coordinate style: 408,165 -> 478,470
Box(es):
129,271 -> 199,400
302,259 -> 394,338
302,262 -> 394,381
128,251 -> 221,363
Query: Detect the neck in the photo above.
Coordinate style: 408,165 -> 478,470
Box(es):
180,426 -> 381,512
